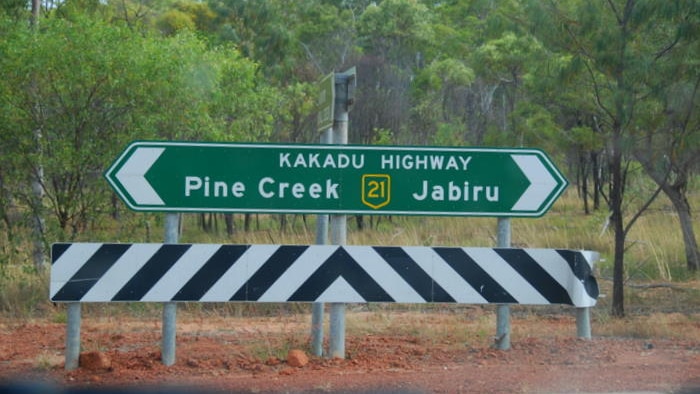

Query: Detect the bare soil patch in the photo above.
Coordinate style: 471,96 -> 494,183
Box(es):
1,310 -> 699,393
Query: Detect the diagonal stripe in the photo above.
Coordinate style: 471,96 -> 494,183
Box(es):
403,247 -> 485,303
525,249 -> 580,291
552,249 -> 599,303
495,249 -> 572,305
434,247 -> 517,303
555,250 -> 599,299
200,245 -> 276,301
258,246 -> 336,302
51,243 -> 103,298
51,243 -> 71,263
231,245 -> 309,301
568,250 -> 599,301
467,248 -> 549,304
358,246 -> 432,302
346,247 -> 422,302
52,244 -> 131,301
111,244 -> 190,301
141,244 -> 223,301
172,245 -> 250,301
81,244 -> 162,301
288,248 -> 393,302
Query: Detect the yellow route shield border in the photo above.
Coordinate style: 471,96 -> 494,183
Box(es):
361,174 -> 391,209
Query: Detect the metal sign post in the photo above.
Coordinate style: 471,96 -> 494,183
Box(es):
161,213 -> 179,366
311,128 -> 332,357
64,303 -> 81,370
329,67 -> 355,359
495,218 -> 511,350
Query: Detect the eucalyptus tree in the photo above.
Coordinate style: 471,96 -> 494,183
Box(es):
295,0 -> 360,75
526,0 -> 700,316
633,46 -> 700,271
411,58 -> 475,145
207,0 -> 300,82
353,0 -> 434,144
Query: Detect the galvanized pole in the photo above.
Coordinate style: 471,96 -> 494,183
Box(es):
495,217 -> 511,350
328,69 -> 354,359
576,252 -> 596,339
329,198 -> 347,358
162,213 -> 179,366
64,302 -> 81,370
311,129 -> 332,357
576,307 -> 591,339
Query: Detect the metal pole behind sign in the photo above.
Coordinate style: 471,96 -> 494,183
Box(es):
328,70 -> 352,359
311,129 -> 332,357
495,217 -> 511,350
576,251 -> 596,339
576,307 -> 591,339
162,213 -> 179,366
329,208 -> 347,358
64,302 -> 81,370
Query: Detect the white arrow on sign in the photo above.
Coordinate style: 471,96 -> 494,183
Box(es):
114,147 -> 165,205
510,154 -> 559,211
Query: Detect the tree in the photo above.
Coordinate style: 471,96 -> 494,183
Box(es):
472,31 -> 545,146
353,0 -> 434,144
0,13 -> 275,241
156,1 -> 217,36
208,0 -> 298,81
526,0 -> 700,316
295,1 -> 359,74
635,75 -> 700,271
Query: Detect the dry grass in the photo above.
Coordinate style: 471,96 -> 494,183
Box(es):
1,186 -> 699,343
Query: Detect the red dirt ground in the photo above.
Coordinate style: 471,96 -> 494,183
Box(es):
1,310 -> 699,393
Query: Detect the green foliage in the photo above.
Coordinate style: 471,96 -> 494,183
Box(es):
0,11 -> 275,237
371,128 -> 394,145
357,0 -> 434,67
156,9 -> 196,35
0,0 -> 28,20
431,123 -> 465,147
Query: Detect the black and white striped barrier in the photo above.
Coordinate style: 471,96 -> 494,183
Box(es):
51,243 -> 598,307
51,243 -> 599,370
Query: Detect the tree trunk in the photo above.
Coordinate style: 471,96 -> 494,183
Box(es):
244,214 -> 251,232
30,0 -> 44,273
355,215 -> 364,231
279,214 -> 287,233
578,152 -> 590,215
591,151 -> 602,210
609,135 -> 625,317
635,154 -> 700,272
224,214 -> 235,236
663,184 -> 700,271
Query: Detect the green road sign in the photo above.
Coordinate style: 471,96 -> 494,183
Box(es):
316,72 -> 334,132
105,141 -> 568,217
